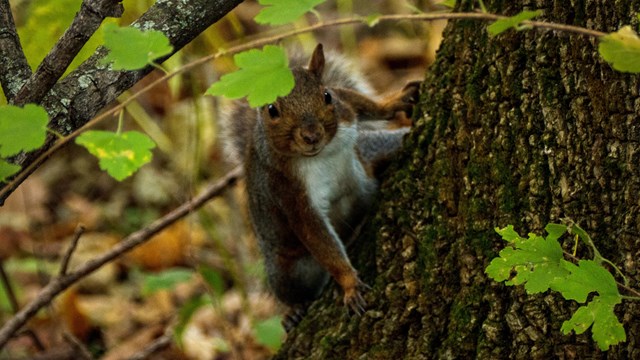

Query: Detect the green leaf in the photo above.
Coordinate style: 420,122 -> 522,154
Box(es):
495,225 -> 524,243
198,265 -> 225,297
174,294 -> 212,346
0,104 -> 49,157
365,13 -> 382,27
255,0 -> 325,25
141,268 -> 194,295
254,316 -> 285,351
599,26 -> 640,73
486,229 -> 567,294
75,130 -> 156,181
0,159 -> 20,182
544,223 -> 567,242
100,23 -> 173,70
441,0 -> 456,8
561,295 -> 625,350
551,260 -> 620,303
206,45 -> 295,107
487,10 -> 543,36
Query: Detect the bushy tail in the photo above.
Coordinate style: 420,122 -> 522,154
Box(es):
219,101 -> 256,164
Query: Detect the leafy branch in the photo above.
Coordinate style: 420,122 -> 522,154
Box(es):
0,0 -> 244,204
1,9 -> 628,201
485,224 -> 639,350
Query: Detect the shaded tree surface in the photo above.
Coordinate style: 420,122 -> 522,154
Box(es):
276,0 -> 640,359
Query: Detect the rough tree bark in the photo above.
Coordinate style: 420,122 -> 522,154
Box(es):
277,0 -> 640,359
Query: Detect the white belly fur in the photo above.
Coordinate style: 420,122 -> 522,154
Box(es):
294,123 -> 376,221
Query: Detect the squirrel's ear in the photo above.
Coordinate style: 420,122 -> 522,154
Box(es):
308,43 -> 325,78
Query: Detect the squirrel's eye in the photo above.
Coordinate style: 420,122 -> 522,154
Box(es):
267,104 -> 279,118
323,90 -> 332,105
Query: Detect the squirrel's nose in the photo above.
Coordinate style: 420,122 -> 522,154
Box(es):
301,130 -> 321,145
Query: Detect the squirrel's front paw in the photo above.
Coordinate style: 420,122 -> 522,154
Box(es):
401,80 -> 422,105
343,280 -> 371,316
386,80 -> 422,117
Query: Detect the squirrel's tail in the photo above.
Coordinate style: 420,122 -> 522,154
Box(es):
219,100 -> 256,164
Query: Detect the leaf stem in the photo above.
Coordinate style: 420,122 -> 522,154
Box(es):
149,61 -> 169,75
477,0 -> 487,13
45,127 -> 65,139
567,222 -> 628,285
116,109 -> 124,135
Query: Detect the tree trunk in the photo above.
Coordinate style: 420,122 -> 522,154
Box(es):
276,0 -> 640,358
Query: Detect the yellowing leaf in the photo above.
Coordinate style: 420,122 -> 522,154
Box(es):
75,130 -> 155,181
599,26 -> 640,73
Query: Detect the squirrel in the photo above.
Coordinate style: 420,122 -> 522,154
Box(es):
220,43 -> 420,330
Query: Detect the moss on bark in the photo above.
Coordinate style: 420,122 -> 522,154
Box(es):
276,1 -> 640,358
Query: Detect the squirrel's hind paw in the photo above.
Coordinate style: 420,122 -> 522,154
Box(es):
282,305 -> 309,332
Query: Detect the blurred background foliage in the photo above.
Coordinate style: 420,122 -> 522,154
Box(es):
0,0 -> 443,358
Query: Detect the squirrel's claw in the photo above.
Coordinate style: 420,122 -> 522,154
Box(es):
282,305 -> 309,332
389,80 -> 422,117
401,81 -> 422,104
343,280 -> 370,316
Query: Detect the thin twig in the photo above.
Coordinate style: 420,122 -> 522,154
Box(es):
0,166 -> 243,350
127,331 -> 173,360
12,0 -> 124,106
62,331 -> 94,360
1,262 -> 47,351
59,224 -> 86,276
0,12 -> 607,204
19,329 -> 45,351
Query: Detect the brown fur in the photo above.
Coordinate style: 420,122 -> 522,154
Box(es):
220,44 -> 420,329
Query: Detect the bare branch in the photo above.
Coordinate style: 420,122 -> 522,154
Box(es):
12,0 -> 124,106
0,0 -> 31,100
59,224 -> 86,276
0,166 -> 243,350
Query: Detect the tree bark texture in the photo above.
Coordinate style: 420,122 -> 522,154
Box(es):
0,0 -> 31,99
277,0 -> 640,359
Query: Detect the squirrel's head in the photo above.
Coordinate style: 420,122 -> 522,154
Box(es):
260,44 -> 354,157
